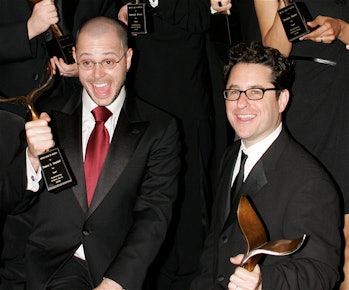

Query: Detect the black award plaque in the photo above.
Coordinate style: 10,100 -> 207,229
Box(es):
38,148 -> 74,193
278,1 -> 313,42
46,33 -> 75,64
128,2 -> 148,35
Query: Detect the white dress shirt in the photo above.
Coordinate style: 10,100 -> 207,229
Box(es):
231,123 -> 282,186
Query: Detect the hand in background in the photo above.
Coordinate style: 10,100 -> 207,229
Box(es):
299,15 -> 349,45
27,0 -> 59,40
210,0 -> 232,13
118,4 -> 128,26
50,51 -> 78,77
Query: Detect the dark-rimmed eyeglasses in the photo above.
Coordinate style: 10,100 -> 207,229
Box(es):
77,51 -> 127,70
223,88 -> 279,101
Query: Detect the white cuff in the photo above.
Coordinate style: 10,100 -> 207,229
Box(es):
26,148 -> 42,192
149,0 -> 158,8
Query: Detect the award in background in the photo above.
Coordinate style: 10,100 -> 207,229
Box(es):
0,64 -> 75,193
278,0 -> 313,42
128,0 -> 150,35
30,0 -> 75,64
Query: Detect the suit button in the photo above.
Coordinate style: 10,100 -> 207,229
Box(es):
222,236 -> 228,243
217,275 -> 224,282
33,74 -> 39,81
82,230 -> 89,236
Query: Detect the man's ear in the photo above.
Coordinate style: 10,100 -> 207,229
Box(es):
72,46 -> 77,63
126,47 -> 133,72
278,89 -> 289,113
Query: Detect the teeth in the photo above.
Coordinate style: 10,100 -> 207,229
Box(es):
94,83 -> 107,88
238,114 -> 254,120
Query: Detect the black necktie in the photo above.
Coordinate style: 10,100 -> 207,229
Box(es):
224,151 -> 248,229
231,151 -> 248,205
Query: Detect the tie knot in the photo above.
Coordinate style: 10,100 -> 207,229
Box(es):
92,106 -> 112,123
241,151 -> 248,165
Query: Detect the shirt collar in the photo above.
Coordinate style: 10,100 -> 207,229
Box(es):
82,86 -> 126,120
239,123 -> 282,175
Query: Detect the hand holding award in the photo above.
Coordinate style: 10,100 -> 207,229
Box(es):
29,0 -> 75,64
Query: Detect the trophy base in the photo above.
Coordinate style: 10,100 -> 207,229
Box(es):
46,35 -> 75,64
39,148 -> 75,193
278,2 -> 313,42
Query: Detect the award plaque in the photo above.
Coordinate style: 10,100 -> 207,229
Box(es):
46,31 -> 75,64
30,0 -> 75,64
128,1 -> 148,35
38,148 -> 74,192
0,64 -> 75,193
278,1 -> 313,42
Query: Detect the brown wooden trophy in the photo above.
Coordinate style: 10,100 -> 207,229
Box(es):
0,64 -> 75,193
237,195 -> 306,271
30,0 -> 75,64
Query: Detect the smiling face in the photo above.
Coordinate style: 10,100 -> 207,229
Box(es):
225,63 -> 289,147
74,22 -> 132,106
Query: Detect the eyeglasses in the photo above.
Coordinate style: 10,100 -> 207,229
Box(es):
223,88 -> 279,101
77,51 -> 127,70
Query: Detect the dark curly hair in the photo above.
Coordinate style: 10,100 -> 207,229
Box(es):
223,42 -> 295,91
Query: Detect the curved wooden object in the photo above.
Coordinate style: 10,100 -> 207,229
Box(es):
0,62 -> 54,120
237,195 -> 306,271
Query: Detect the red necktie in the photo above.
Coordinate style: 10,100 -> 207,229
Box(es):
84,106 -> 112,207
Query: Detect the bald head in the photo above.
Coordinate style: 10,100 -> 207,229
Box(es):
73,16 -> 133,107
76,17 -> 129,50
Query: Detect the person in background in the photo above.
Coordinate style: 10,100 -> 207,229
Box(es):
191,41 -> 341,290
2,17 -> 181,290
118,1 -> 214,289
254,0 -> 349,287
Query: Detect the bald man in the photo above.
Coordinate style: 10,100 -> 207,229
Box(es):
8,17 -> 180,290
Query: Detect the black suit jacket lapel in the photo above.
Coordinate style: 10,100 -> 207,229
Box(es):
237,129 -> 290,202
87,95 -> 149,216
217,144 -> 240,232
53,104 -> 87,212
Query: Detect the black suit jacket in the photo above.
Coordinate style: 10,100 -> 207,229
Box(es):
0,111 -> 28,212
7,90 -> 180,290
191,129 -> 341,289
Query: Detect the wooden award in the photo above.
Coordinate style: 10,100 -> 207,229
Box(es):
0,64 -> 75,193
237,195 -> 306,271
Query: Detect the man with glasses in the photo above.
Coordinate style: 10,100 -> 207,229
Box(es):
5,17 -> 180,290
191,42 -> 341,289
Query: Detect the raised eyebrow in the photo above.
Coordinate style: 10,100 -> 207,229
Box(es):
78,52 -> 120,59
226,85 -> 241,90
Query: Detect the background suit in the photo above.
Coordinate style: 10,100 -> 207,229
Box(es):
191,128 -> 341,289
0,111 -> 27,213
119,1 -> 214,287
